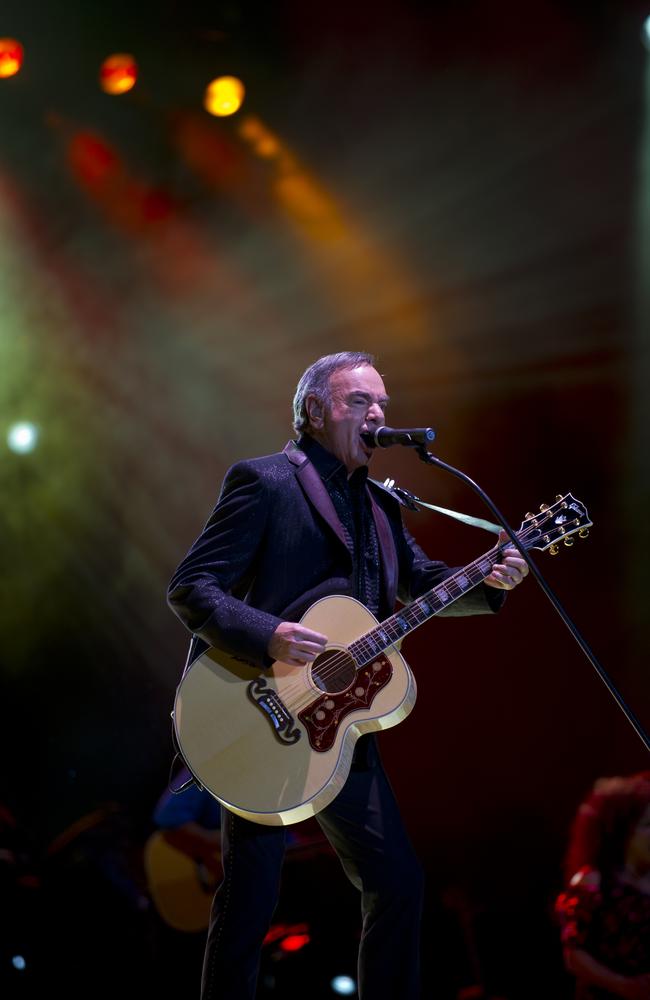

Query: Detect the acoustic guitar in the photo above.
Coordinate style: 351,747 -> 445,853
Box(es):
144,828 -> 332,931
144,831 -> 219,933
173,495 -> 591,827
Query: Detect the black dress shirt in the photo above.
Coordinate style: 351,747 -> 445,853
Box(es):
297,435 -> 385,771
297,434 -> 381,616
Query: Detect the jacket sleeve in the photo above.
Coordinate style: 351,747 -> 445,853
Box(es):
397,518 -> 505,616
167,461 -> 283,668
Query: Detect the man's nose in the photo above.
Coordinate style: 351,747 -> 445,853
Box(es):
366,402 -> 385,424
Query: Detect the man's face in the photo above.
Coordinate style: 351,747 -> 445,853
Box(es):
308,365 -> 389,473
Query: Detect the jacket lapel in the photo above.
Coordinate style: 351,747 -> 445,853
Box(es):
283,441 -> 350,554
284,442 -> 399,606
368,489 -> 398,609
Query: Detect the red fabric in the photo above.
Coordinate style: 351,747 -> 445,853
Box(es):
556,867 -> 650,976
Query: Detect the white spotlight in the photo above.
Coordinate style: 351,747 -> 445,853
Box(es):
7,421 -> 39,454
330,975 -> 356,996
642,16 -> 650,51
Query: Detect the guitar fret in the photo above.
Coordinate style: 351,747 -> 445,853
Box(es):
351,540 -> 510,667
177,496 -> 591,827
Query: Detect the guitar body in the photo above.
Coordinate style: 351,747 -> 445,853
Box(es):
173,595 -> 416,827
172,493 -> 591,828
144,832 -> 217,933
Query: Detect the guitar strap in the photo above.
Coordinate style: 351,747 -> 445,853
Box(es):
370,478 -> 503,536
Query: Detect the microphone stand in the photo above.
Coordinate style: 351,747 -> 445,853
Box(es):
414,444 -> 650,755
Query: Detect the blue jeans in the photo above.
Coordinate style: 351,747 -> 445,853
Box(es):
200,740 -> 424,1000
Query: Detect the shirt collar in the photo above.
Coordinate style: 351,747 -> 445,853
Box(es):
297,433 -> 369,487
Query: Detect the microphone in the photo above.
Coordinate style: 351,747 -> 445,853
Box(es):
361,426 -> 436,449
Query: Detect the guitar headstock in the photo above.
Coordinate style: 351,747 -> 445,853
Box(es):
519,494 -> 592,555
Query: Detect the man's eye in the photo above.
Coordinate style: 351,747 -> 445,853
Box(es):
349,397 -> 387,409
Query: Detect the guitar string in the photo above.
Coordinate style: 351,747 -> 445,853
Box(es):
281,554 -> 499,713
280,529 -> 532,711
277,513 -> 559,713
280,507 -> 585,713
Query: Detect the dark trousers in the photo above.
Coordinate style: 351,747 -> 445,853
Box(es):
200,742 -> 424,1000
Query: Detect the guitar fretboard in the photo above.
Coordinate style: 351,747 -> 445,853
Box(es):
348,543 -> 507,667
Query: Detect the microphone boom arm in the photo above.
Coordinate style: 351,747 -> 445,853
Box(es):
414,444 -> 650,755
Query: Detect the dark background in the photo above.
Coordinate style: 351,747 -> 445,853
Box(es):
1,0 -> 649,996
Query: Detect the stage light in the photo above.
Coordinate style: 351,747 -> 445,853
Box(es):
99,53 -> 137,95
330,975 -> 356,996
204,75 -> 245,117
643,16 -> 650,50
0,38 -> 23,78
264,921 -> 310,947
279,932 -> 311,953
7,422 -> 39,454
68,132 -> 118,187
238,115 -> 281,159
11,956 -> 26,970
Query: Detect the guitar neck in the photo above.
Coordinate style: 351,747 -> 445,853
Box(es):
348,539 -> 509,667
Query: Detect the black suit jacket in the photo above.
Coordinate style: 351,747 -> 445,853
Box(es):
167,440 -> 501,669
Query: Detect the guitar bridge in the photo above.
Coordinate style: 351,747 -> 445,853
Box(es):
247,676 -> 301,745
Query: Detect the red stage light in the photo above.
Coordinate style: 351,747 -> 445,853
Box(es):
99,53 -> 137,95
68,133 -> 118,187
279,933 -> 311,953
264,921 -> 310,948
0,38 -> 23,78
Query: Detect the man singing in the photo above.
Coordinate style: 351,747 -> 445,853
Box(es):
167,351 -> 528,999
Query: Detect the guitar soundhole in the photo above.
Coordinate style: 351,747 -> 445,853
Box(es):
310,649 -> 356,694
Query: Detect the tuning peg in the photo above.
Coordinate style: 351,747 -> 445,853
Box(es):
549,543 -> 559,556
563,536 -> 574,548
578,528 -> 589,539
526,512 -> 535,521
555,494 -> 563,502
540,503 -> 549,511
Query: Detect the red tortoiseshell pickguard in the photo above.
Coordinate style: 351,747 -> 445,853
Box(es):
297,653 -> 393,752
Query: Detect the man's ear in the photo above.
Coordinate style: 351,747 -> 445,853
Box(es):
306,394 -> 324,430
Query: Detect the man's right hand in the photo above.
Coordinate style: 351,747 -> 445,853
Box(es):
267,622 -> 328,667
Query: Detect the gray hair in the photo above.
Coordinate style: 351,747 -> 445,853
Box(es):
292,351 -> 375,433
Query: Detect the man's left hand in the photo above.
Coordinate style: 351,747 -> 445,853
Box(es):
484,531 -> 530,591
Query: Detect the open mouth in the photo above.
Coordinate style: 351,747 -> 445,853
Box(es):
359,434 -> 373,457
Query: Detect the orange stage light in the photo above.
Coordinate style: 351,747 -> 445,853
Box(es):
204,75 -> 245,117
99,53 -> 137,95
0,38 -> 23,78
238,115 -> 280,159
